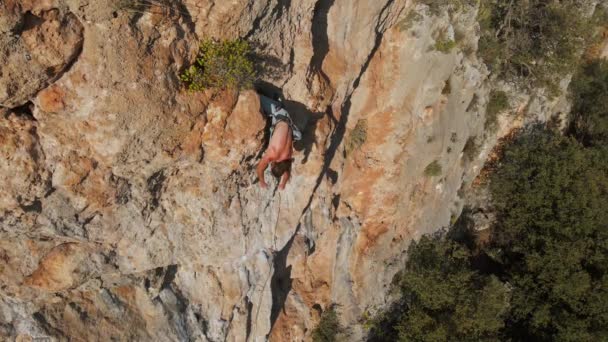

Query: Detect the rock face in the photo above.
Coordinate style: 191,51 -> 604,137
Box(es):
0,1 -> 84,108
0,1 -> 596,341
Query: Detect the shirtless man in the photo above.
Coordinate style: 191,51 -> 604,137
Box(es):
256,95 -> 301,190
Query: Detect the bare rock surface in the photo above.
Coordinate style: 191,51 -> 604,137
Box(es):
0,1 -> 84,108
0,1 -> 593,341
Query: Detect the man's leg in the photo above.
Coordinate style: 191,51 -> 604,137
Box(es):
259,94 -> 279,118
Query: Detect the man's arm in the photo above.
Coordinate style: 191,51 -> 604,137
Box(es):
278,170 -> 290,190
257,147 -> 278,188
256,155 -> 271,188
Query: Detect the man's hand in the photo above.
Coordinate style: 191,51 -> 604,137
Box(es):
278,171 -> 290,190
256,153 -> 272,189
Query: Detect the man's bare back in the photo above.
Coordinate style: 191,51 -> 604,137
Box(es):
256,121 -> 293,189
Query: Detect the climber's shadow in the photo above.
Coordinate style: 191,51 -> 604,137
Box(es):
255,81 -> 324,164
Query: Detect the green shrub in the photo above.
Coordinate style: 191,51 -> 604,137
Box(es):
345,119 -> 368,155
462,136 -> 479,161
419,0 -> 476,16
397,10 -> 423,32
490,127 -> 608,341
180,39 -> 255,91
370,56 -> 608,342
434,37 -> 456,54
312,306 -> 341,342
368,233 -> 510,342
485,90 -> 509,131
424,160 -> 442,177
568,60 -> 608,146
478,0 -> 596,94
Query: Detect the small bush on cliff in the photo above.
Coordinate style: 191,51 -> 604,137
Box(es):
424,160 -> 442,177
478,0 -> 596,93
312,306 -> 342,342
462,136 -> 479,161
434,37 -> 456,54
180,39 -> 255,91
485,90 -> 509,131
345,119 -> 368,155
419,0 -> 476,16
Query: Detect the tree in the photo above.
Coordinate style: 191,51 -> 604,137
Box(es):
478,0 -> 595,94
312,306 -> 342,342
370,233 -> 509,342
569,60 -> 608,146
490,128 -> 608,341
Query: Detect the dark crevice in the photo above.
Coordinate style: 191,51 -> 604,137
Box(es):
22,11 -> 44,32
172,0 -> 196,35
244,1 -> 274,40
265,1 -> 399,335
161,264 -> 178,289
309,0 -> 335,78
268,234 -> 295,331
147,169 -> 166,210
68,302 -> 89,321
10,101 -> 36,120
171,284 -> 189,313
194,311 -> 209,336
20,199 -> 42,213
270,0 -> 292,22
299,0 -> 398,220
32,312 -> 65,339
245,296 -> 254,340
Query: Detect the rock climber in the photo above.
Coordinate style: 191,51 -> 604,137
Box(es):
256,94 -> 302,190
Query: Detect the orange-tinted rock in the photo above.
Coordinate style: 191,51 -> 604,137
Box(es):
23,243 -> 87,292
38,85 -> 65,113
0,113 -> 48,212
0,0 -> 586,341
0,6 -> 83,107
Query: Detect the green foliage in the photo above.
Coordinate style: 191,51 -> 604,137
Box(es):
369,233 -> 509,342
419,0 -> 476,16
312,306 -> 341,342
478,0 -> 596,94
569,60 -> 608,146
434,37 -> 456,53
423,160 -> 442,177
485,90 -> 509,131
180,39 -> 255,91
397,10 -> 423,32
462,136 -> 479,161
370,58 -> 608,342
490,127 -> 608,341
345,119 -> 368,155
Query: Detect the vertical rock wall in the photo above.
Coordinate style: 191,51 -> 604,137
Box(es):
0,0 -> 590,341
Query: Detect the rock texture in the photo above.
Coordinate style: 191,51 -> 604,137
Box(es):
0,1 -> 602,341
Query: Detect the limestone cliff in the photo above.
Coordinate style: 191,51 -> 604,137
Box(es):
0,1 -> 589,341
